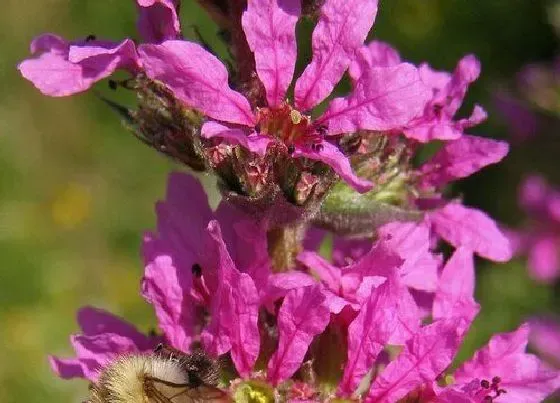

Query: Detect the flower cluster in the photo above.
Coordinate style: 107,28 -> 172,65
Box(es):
50,172 -> 560,401
18,0 -> 560,401
509,175 -> 560,283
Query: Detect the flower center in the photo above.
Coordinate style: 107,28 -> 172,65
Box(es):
256,103 -> 323,152
477,376 -> 508,402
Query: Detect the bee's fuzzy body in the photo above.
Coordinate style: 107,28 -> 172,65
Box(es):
89,355 -> 189,402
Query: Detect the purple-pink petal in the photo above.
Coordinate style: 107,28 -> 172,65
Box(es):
297,250 -> 341,292
318,63 -> 430,135
201,121 -> 272,156
529,317 -> 560,364
242,0 -> 300,107
139,40 -> 255,126
528,235 -> 560,283
293,141 -> 373,193
366,319 -> 466,402
49,357 -> 85,379
338,275 -> 419,396
294,0 -> 379,110
454,324 -> 560,402
70,333 -> 142,381
262,272 -> 317,308
427,202 -> 512,262
420,135 -> 509,188
19,37 -> 139,97
432,248 -> 480,332
137,0 -> 181,43
348,41 -> 402,81
77,306 -> 151,347
142,250 -> 193,351
224,273 -> 261,377
267,285 -> 331,385
200,221 -> 239,357
378,221 -> 439,292
30,33 -> 67,54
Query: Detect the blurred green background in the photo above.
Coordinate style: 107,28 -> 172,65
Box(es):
1,0 -> 560,401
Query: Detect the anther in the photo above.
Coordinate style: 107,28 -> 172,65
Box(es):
491,376 -> 501,385
480,379 -> 490,389
311,143 -> 323,152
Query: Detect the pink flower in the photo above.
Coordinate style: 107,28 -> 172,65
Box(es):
366,319 -> 560,402
137,0 -> 431,192
49,307 -> 161,381
18,34 -> 140,96
512,175 -> 560,282
529,317 -> 560,367
49,173 -> 558,402
426,202 -> 512,262
445,324 -> 560,402
404,55 -> 488,142
18,0 -> 181,96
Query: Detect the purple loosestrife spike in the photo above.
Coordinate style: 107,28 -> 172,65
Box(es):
51,172 -> 560,402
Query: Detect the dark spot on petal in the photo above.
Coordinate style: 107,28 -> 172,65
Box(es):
192,263 -> 202,277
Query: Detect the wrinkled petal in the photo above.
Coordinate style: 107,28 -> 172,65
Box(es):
200,221 -> 239,357
294,0 -> 379,110
267,285 -> 331,385
339,275 -> 420,396
224,273 -> 260,377
318,63 -> 430,134
19,38 -> 139,97
440,55 -> 481,116
263,272 -> 317,308
216,201 -> 272,290
528,235 -> 560,283
137,0 -> 181,43
77,306 -> 151,347
366,319 -> 466,402
420,135 -> 509,188
403,55 -> 483,142
348,41 -> 401,80
432,248 -> 480,332
201,121 -> 272,156
139,40 -> 255,126
378,221 -> 439,292
454,324 -> 560,402
293,141 -> 373,193
427,202 -> 512,262
70,333 -> 143,381
142,247 -> 193,351
30,33 -> 67,54
242,0 -> 300,106
152,172 -> 222,293
297,250 -> 341,292
49,357 -> 85,380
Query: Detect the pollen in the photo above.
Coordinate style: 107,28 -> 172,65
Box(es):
290,109 -> 303,125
